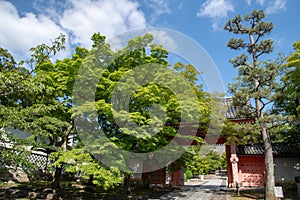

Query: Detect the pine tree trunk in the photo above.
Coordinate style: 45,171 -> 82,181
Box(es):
261,125 -> 276,200
250,31 -> 276,199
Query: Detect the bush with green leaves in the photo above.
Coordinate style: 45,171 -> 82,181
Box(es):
50,148 -> 123,190
184,169 -> 193,180
185,151 -> 223,177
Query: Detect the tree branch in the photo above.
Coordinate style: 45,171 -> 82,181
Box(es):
0,34 -> 65,97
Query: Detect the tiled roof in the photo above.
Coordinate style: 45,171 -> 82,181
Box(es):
221,97 -> 256,120
237,145 -> 264,155
237,143 -> 300,157
221,97 -> 237,119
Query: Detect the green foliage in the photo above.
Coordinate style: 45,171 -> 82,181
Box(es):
276,41 -> 300,116
0,129 -> 38,170
183,173 -> 187,182
221,152 -> 227,170
224,9 -> 285,137
184,169 -> 193,180
185,150 -> 223,177
72,32 -> 208,173
0,31 -> 210,190
206,151 -> 222,170
0,34 -> 65,97
0,34 -> 67,171
50,148 -> 122,190
224,9 -> 283,198
274,40 -> 300,144
222,120 -> 262,144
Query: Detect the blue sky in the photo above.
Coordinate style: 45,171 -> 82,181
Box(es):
1,0 -> 299,94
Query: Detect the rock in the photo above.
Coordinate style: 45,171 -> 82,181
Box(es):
28,191 -> 38,199
7,180 -> 15,185
9,169 -> 29,182
35,188 -> 54,199
10,189 -> 28,198
43,187 -> 54,193
46,193 -> 54,199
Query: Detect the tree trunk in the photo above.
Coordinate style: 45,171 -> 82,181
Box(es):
142,172 -> 151,189
261,125 -> 276,200
51,123 -> 73,189
88,174 -> 94,186
250,32 -> 276,200
123,173 -> 131,194
51,166 -> 62,188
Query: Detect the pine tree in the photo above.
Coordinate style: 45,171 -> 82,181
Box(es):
224,10 -> 283,200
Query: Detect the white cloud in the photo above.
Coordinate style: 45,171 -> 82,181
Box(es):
245,0 -> 252,5
33,0 -> 66,20
107,28 -> 178,53
265,0 -> 287,14
143,0 -> 171,25
197,0 -> 234,30
253,0 -> 287,14
0,0 -> 147,61
60,0 -> 147,48
197,0 -> 234,19
256,0 -> 265,6
146,0 -> 171,15
0,1 -> 69,60
149,30 -> 177,50
178,3 -> 183,11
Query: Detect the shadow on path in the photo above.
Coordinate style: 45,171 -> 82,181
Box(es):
148,174 -> 230,200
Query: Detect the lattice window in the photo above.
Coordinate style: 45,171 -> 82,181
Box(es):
28,152 -> 50,170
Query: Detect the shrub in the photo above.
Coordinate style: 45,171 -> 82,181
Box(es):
184,173 -> 187,182
185,170 -> 193,180
185,150 -> 224,176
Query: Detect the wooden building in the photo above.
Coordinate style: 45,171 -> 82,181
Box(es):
227,143 -> 300,187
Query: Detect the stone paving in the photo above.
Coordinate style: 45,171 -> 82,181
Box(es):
149,175 -> 230,200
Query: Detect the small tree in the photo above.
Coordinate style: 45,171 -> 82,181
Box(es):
224,10 -> 284,200
0,35 -> 66,172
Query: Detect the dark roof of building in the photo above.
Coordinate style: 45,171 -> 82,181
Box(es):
237,143 -> 300,157
221,97 -> 256,121
221,97 -> 237,119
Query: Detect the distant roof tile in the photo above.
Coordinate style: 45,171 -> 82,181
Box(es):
221,97 -> 256,121
237,143 -> 300,157
221,97 -> 237,119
